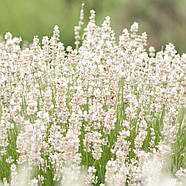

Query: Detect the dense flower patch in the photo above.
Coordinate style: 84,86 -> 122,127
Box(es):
0,6 -> 185,186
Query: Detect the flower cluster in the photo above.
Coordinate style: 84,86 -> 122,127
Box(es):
0,8 -> 185,186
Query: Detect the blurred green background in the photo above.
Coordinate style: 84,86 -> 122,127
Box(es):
0,0 -> 186,53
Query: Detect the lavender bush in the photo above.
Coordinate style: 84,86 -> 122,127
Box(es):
0,5 -> 185,186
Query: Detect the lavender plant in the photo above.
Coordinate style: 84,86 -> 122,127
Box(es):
0,7 -> 185,186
